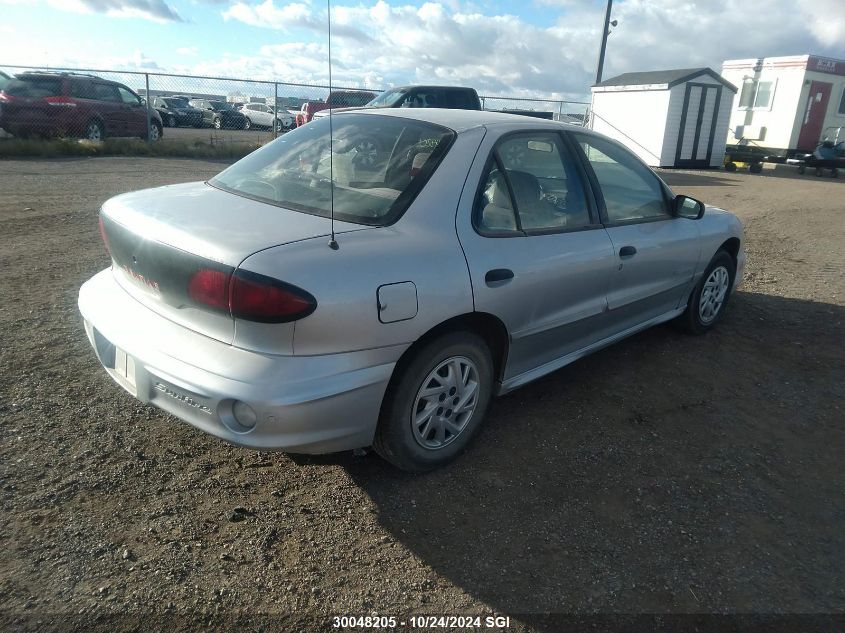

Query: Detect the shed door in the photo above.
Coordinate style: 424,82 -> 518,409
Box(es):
796,81 -> 832,151
675,83 -> 722,168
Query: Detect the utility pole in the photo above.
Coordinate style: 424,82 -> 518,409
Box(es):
595,0 -> 613,85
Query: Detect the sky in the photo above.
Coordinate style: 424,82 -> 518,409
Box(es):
1,0 -> 844,101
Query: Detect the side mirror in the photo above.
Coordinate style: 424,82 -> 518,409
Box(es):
673,195 -> 705,220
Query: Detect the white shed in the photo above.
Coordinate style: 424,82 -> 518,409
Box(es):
589,68 -> 737,168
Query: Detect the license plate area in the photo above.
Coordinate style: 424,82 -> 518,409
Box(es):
92,327 -> 137,394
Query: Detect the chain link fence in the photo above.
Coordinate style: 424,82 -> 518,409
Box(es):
0,64 -> 588,148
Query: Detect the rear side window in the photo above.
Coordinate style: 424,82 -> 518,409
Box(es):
210,114 -> 454,226
4,77 -> 62,97
70,80 -> 96,100
445,90 -> 478,109
476,133 -> 591,234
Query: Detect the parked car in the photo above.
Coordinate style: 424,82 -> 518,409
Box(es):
152,96 -> 203,128
188,99 -> 247,130
0,71 -> 10,91
240,102 -> 293,132
78,109 -> 745,471
314,85 -> 482,121
295,90 -> 376,127
0,71 -> 163,141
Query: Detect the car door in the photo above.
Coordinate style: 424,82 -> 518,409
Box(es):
570,132 -> 701,329
116,85 -> 146,136
91,82 -> 126,137
457,130 -> 617,384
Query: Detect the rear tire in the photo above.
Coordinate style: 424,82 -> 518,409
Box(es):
213,117 -> 222,130
749,162 -> 763,174
243,117 -> 251,130
166,115 -> 176,128
724,162 -> 737,172
374,331 -> 494,472
677,250 -> 736,335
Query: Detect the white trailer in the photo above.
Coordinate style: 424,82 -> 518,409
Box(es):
721,55 -> 845,158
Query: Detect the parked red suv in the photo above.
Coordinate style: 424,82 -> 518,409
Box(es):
295,90 -> 376,127
0,71 -> 163,141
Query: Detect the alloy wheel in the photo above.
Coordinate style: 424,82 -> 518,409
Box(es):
411,356 -> 480,450
699,266 -> 730,324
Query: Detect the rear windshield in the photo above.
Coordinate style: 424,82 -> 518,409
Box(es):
209,101 -> 233,111
4,77 -> 62,97
210,113 -> 454,226
163,98 -> 189,108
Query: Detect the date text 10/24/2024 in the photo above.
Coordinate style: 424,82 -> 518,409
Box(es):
332,615 -> 512,629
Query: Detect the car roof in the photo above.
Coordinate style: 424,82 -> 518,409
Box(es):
337,107 -> 582,134
389,85 -> 477,92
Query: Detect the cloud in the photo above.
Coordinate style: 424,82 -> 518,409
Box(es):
214,0 -> 841,100
176,46 -> 199,56
45,0 -> 182,21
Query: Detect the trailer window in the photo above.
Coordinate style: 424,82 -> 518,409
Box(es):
838,87 -> 845,115
739,79 -> 775,109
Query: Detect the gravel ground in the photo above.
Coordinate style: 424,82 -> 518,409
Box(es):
0,158 -> 843,632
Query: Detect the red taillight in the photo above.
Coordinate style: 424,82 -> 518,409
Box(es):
44,96 -> 78,108
230,272 -> 316,323
188,268 -> 230,310
187,269 -> 316,323
98,216 -> 111,255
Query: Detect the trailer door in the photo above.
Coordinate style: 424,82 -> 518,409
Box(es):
797,81 -> 833,151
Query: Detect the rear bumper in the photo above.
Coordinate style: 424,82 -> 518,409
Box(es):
78,269 -> 403,453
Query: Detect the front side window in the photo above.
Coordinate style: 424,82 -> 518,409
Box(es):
739,79 -> 775,109
117,86 -> 140,105
210,114 -> 454,226
93,83 -> 120,103
574,133 -> 668,223
476,132 -> 591,234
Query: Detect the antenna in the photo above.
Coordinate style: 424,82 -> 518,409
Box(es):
326,0 -> 339,250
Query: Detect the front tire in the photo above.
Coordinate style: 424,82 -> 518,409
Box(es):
677,250 -> 736,335
166,115 -> 176,128
84,119 -> 104,142
374,331 -> 494,472
213,117 -> 222,130
243,117 -> 251,130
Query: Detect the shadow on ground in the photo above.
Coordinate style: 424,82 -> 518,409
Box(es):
315,291 -> 845,618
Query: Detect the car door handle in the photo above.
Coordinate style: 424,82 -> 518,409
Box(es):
619,245 -> 637,258
485,268 -> 514,286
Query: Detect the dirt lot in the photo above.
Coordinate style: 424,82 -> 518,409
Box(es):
0,158 -> 843,631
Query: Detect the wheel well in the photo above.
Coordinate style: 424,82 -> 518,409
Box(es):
393,313 -> 510,387
719,237 -> 741,265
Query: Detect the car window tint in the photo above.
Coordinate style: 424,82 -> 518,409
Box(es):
495,133 -> 591,231
4,77 -> 62,97
70,80 -> 96,100
574,134 -> 667,223
476,161 -> 518,233
117,87 -> 140,105
93,83 -> 120,103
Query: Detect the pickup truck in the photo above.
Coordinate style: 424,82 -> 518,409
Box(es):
295,90 -> 376,127
312,85 -> 482,122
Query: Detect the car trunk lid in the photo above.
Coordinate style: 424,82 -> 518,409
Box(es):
100,181 -> 365,345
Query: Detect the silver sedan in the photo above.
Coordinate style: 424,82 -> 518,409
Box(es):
79,109 -> 745,471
